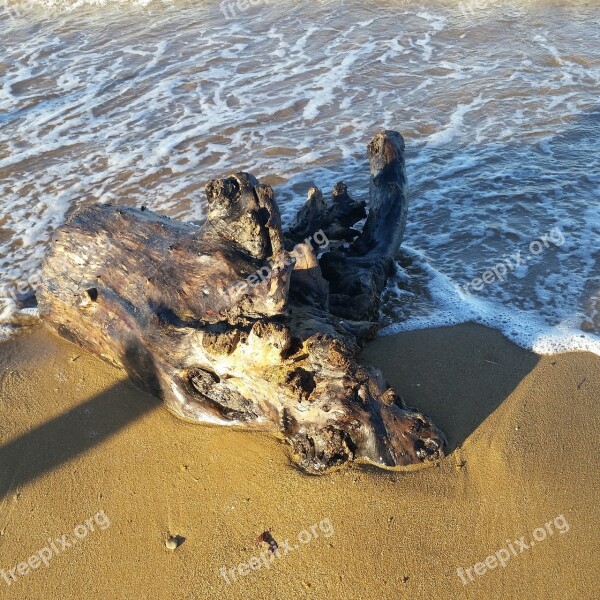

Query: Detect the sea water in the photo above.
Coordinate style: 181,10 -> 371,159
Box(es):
0,0 -> 598,354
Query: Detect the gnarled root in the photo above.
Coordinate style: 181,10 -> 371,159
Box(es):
37,130 -> 446,474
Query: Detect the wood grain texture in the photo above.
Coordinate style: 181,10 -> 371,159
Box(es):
37,131 -> 446,474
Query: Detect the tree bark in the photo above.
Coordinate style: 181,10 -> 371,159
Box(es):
37,130 -> 446,474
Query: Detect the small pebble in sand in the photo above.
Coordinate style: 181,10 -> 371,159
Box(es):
258,530 -> 278,553
166,535 -> 183,550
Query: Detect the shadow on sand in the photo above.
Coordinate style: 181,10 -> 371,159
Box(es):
0,345 -> 161,501
360,322 -> 539,453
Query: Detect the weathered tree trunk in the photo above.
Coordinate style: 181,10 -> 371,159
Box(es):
37,131 -> 446,474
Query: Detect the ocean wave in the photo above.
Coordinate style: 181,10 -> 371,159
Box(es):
0,0 -> 598,354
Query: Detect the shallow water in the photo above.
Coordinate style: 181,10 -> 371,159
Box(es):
1,0 -> 599,353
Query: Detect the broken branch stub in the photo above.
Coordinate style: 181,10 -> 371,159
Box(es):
37,130 -> 446,474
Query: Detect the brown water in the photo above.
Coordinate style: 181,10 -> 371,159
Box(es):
1,0 -> 599,353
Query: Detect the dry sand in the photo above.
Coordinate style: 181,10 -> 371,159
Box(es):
0,323 -> 598,599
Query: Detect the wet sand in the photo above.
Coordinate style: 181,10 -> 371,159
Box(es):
0,323 -> 598,599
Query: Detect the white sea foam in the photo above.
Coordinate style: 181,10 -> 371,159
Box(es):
0,0 -> 598,355
381,248 -> 600,356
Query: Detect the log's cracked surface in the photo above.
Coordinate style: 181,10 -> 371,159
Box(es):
37,130 -> 447,474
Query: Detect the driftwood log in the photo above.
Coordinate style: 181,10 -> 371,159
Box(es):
37,131 -> 446,474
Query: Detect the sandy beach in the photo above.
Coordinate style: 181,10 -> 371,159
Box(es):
1,323 -> 598,599
2,1 -> 599,598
